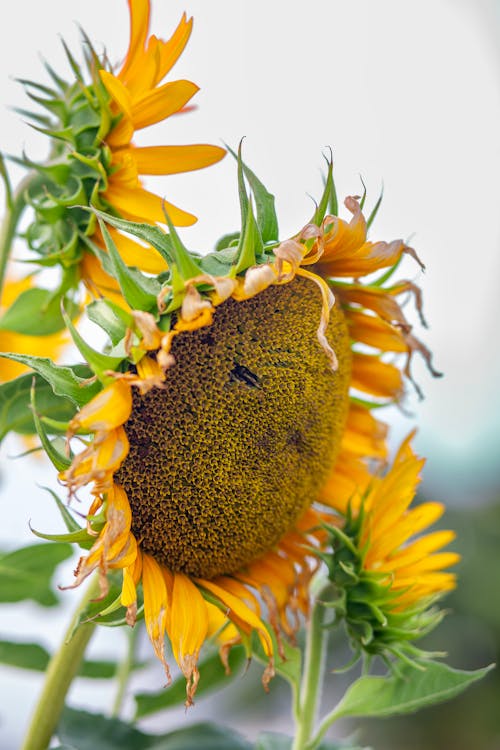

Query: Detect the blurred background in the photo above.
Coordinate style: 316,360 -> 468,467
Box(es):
0,0 -> 499,748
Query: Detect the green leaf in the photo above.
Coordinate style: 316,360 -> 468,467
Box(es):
226,147 -> 279,243
0,639 -> 118,678
0,542 -> 73,606
0,372 -> 76,440
366,186 -> 384,231
57,709 -> 252,750
314,156 -> 334,226
88,209 -> 174,265
330,661 -> 495,721
0,355 -> 101,408
98,219 -> 159,310
31,381 -> 71,470
160,209 -> 203,281
86,299 -> 130,345
134,645 -> 246,718
61,306 -> 124,383
234,198 -> 263,274
0,287 -> 79,336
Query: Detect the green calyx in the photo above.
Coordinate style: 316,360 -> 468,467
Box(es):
13,32 -> 114,270
322,509 -> 444,665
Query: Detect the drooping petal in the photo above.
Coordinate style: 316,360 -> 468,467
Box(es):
142,552 -> 170,681
168,573 -> 208,705
68,381 -> 133,435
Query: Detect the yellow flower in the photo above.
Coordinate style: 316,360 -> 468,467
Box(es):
324,434 -> 459,658
19,0 -> 225,302
0,275 -> 68,382
58,186 -> 456,705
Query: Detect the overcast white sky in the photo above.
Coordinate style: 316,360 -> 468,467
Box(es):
0,1 -> 500,746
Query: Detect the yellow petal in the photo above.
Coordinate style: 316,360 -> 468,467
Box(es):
142,553 -> 170,681
99,70 -> 133,117
68,381 -> 132,435
155,12 -> 193,83
132,144 -> 226,175
131,79 -> 199,130
103,181 -> 196,226
119,0 -> 150,83
168,573 -> 208,705
196,578 -> 273,660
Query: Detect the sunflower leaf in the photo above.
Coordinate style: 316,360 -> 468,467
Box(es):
0,287 -> 78,335
0,639 -> 121,678
0,542 -> 72,606
61,305 -> 124,383
58,709 -> 252,750
0,356 -> 101,408
86,299 -> 130,345
97,219 -> 159,311
0,372 -> 77,440
30,380 -> 71,471
226,146 -> 279,243
134,645 -> 246,718
255,734 -> 364,750
326,660 -> 494,722
88,209 -> 174,265
314,154 -> 334,225
234,198 -> 263,274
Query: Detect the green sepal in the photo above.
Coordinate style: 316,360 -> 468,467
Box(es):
226,144 -> 279,243
358,175 -> 367,211
98,219 -> 159,311
0,354 -> 101,407
30,524 -> 100,549
61,305 -> 124,383
366,185 -> 384,231
42,486 -> 81,533
30,380 -> 71,471
314,154 -> 335,225
89,209 -> 173,265
214,231 -> 240,252
87,299 -> 131,346
60,37 -> 85,84
0,287 -> 78,336
41,58 -> 69,93
161,207 -> 204,281
234,197 -> 263,274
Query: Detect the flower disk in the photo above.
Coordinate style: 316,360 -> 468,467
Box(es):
116,277 -> 352,578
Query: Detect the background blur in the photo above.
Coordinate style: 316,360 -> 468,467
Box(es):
1,1 -> 499,748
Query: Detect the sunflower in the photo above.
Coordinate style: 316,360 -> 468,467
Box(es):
48,161 -> 456,706
17,0 -> 225,301
324,433 -> 459,661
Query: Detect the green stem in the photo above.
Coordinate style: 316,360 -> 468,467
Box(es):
292,592 -> 329,750
0,171 -> 36,304
111,624 -> 139,718
20,576 -> 100,750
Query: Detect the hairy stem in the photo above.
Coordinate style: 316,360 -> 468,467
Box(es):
20,576 -> 100,750
292,591 -> 329,750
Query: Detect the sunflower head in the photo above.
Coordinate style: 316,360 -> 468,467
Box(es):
16,150 -> 455,704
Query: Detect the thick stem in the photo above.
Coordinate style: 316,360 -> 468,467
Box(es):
292,594 -> 328,750
0,172 -> 37,303
111,624 -> 139,718
20,576 -> 100,750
